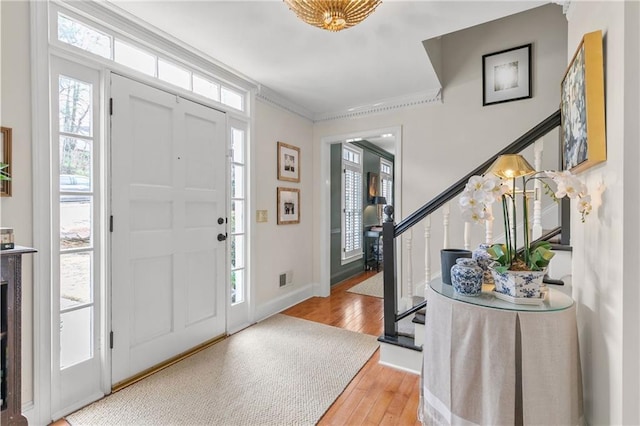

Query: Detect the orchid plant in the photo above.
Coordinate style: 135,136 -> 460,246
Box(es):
460,167 -> 591,272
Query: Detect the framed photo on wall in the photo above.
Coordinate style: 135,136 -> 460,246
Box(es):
277,141 -> 300,182
560,30 -> 606,173
482,43 -> 532,106
277,187 -> 300,225
1,127 -> 12,197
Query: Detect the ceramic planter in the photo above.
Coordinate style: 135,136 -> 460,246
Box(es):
491,267 -> 546,298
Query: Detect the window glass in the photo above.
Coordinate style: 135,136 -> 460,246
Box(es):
221,87 -> 244,111
58,14 -> 111,59
193,75 -> 220,101
114,40 -> 156,76
59,137 -> 92,191
231,269 -> 244,305
59,76 -> 93,136
60,252 -> 92,307
231,200 -> 244,234
60,197 -> 92,249
158,59 -> 191,90
231,128 -> 245,164
231,164 -> 245,199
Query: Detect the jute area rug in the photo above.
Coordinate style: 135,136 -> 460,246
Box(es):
67,314 -> 378,426
347,272 -> 383,298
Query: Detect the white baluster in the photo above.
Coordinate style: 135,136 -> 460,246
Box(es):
532,139 -> 544,239
406,230 -> 413,302
485,203 -> 494,244
443,202 -> 451,249
464,222 -> 471,250
424,216 -> 431,286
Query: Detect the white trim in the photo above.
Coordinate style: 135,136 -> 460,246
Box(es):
253,283 -> 314,322
378,342 -> 422,375
31,2 -> 54,424
314,89 -> 442,122
256,85 -> 314,122
318,126 -> 403,298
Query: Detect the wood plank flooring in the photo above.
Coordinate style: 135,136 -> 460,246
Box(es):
52,270 -> 421,426
282,271 -> 421,426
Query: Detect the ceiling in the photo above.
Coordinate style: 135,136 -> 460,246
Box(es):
108,1 -> 547,118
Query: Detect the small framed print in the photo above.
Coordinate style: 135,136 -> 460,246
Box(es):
1,127 -> 12,197
482,43 -> 532,106
277,141 -> 300,183
277,187 -> 300,225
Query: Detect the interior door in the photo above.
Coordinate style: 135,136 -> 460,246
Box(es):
110,74 -> 227,385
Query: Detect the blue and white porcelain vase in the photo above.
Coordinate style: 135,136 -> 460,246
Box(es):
451,258 -> 483,296
472,243 -> 494,284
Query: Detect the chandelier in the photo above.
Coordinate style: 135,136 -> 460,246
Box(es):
283,0 -> 382,32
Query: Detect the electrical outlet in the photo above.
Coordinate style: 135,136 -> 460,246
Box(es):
279,273 -> 287,287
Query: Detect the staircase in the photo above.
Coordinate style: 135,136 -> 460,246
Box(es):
377,110 -> 573,373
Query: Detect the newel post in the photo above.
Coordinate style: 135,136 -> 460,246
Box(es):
382,205 -> 398,339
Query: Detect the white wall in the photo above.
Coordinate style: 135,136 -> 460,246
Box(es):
567,2 -> 640,424
252,100 -> 315,318
1,0 -> 35,407
313,4 -> 567,289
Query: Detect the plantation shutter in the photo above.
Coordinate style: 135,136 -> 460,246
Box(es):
342,144 -> 363,262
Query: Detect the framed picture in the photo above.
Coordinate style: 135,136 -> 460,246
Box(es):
482,43 -> 532,106
277,141 -> 300,182
0,127 -> 12,197
561,30 -> 606,173
277,187 -> 300,225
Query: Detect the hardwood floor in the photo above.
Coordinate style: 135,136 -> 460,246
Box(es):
282,271 -> 421,426
52,270 -> 421,426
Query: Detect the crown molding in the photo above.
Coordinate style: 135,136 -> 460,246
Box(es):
313,89 -> 442,122
552,0 -> 572,15
256,85 -> 315,121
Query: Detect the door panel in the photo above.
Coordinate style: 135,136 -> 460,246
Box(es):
111,74 -> 227,385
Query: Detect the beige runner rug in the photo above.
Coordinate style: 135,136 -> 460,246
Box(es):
67,314 -> 378,426
347,272 -> 383,298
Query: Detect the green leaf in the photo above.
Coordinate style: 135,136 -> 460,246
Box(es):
528,242 -> 555,270
487,244 -> 509,267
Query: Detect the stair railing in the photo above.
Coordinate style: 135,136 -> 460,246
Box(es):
381,110 -> 563,342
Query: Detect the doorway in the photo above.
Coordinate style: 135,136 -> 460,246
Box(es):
319,127 -> 402,297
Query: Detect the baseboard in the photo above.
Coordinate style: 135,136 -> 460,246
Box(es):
22,401 -> 36,425
254,283 -> 314,322
378,342 -> 422,375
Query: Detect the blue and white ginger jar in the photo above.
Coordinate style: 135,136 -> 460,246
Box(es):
472,243 -> 494,284
451,258 -> 483,296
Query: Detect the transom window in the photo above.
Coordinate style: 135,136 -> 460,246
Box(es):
55,12 -> 245,112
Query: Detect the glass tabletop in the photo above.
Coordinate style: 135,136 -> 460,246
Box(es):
429,278 -> 574,312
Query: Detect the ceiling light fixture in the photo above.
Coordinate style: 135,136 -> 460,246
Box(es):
283,0 -> 382,32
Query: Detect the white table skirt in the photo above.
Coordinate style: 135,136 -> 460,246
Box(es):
420,286 -> 583,425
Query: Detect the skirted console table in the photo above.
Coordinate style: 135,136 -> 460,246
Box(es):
420,279 -> 583,425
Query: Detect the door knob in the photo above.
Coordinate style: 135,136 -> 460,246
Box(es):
218,217 -> 225,225
217,233 -> 227,242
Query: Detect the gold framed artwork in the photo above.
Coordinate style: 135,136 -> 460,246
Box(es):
1,127 -> 12,197
561,30 -> 606,173
277,141 -> 300,182
277,187 -> 300,225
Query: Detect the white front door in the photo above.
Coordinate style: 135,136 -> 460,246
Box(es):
110,74 -> 227,385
